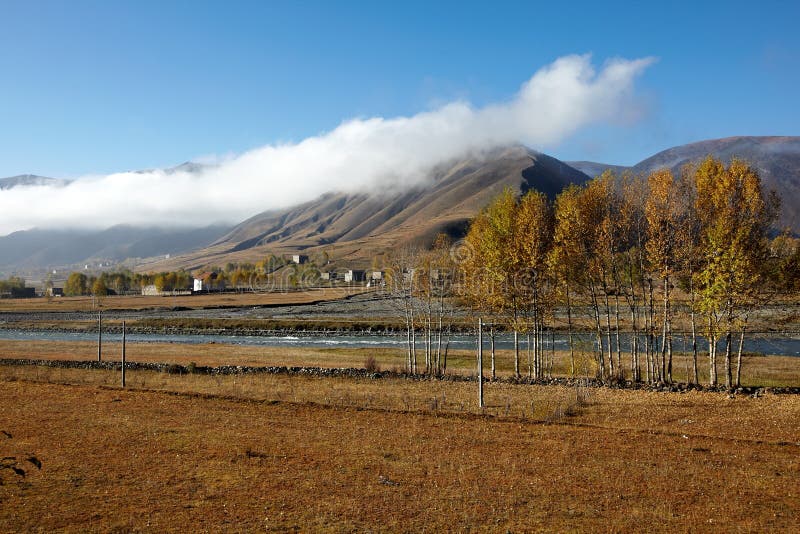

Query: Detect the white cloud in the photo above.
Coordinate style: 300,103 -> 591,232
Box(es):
0,54 -> 655,235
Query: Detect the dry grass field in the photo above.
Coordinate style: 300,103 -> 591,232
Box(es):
0,287 -> 367,313
1,373 -> 798,532
1,338 -> 798,387
2,314 -> 799,530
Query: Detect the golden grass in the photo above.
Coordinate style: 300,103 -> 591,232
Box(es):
2,337 -> 799,387
0,287 -> 368,312
0,375 -> 798,532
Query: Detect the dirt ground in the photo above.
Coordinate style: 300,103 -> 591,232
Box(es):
1,375 -> 798,532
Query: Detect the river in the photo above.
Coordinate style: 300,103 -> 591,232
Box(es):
1,329 -> 799,357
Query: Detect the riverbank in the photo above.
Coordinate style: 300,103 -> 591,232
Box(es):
1,338 -> 798,387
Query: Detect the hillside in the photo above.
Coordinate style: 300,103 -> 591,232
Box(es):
631,136 -> 800,231
0,224 -> 231,273
154,146 -> 591,270
564,161 -> 628,178
569,137 -> 800,231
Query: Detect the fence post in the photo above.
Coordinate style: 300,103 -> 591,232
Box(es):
121,320 -> 126,387
97,311 -> 102,362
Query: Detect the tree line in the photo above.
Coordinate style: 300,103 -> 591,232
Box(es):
460,156 -> 799,389
58,253 -> 329,297
386,156 -> 799,389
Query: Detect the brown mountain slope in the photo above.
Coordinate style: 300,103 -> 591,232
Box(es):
631,136 -> 800,231
152,146 -> 589,270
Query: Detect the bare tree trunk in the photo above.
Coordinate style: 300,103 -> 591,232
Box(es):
425,304 -> 431,375
614,291 -> 622,379
404,296 -> 413,373
708,315 -> 717,387
724,302 -> 733,390
665,276 -> 673,384
406,318 -> 412,373
514,330 -> 520,378
535,284 -> 542,381
690,288 -> 698,385
602,274 -> 614,379
659,276 -> 669,383
443,335 -> 450,372
648,278 -> 656,383
566,287 -> 575,377
536,319 -> 542,380
627,269 -> 640,382
631,308 -> 639,381
490,328 -> 496,380
724,328 -> 733,390
436,291 -> 444,375
477,319 -> 484,408
735,318 -> 747,388
426,319 -> 432,375
527,331 -> 532,379
410,304 -> 417,375
590,283 -> 605,379
97,311 -> 102,362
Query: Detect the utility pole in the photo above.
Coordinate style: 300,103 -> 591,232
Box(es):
477,318 -> 484,409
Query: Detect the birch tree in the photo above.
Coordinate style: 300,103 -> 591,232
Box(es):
694,157 -> 772,388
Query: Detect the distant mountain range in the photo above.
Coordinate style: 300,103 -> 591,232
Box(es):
0,174 -> 70,190
0,225 -> 232,273
1,136 -> 798,274
569,136 -> 800,231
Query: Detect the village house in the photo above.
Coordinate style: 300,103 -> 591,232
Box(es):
291,254 -> 309,265
344,269 -> 366,283
141,284 -> 161,296
193,272 -> 222,292
367,270 -> 385,287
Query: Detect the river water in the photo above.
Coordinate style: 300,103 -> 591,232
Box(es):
1,330 -> 799,357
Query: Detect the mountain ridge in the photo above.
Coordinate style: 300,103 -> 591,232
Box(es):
2,136 -> 799,274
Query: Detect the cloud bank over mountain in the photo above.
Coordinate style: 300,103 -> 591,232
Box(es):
0,55 -> 654,236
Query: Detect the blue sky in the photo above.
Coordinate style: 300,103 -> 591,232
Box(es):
1,0 -> 798,178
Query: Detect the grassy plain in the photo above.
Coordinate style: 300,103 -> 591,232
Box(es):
0,287 -> 367,312
1,375 -> 798,532
1,338 -> 798,387
2,286 -> 799,529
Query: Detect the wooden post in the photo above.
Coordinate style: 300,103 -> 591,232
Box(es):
477,318 -> 484,409
121,320 -> 126,387
97,311 -> 102,362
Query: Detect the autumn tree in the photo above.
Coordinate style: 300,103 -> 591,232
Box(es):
645,168 -> 684,383
693,157 -> 773,388
64,272 -> 88,296
462,187 -> 554,378
92,278 -> 108,297
514,189 -> 553,379
617,173 -> 648,382
462,188 -> 525,376
549,185 -> 587,377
